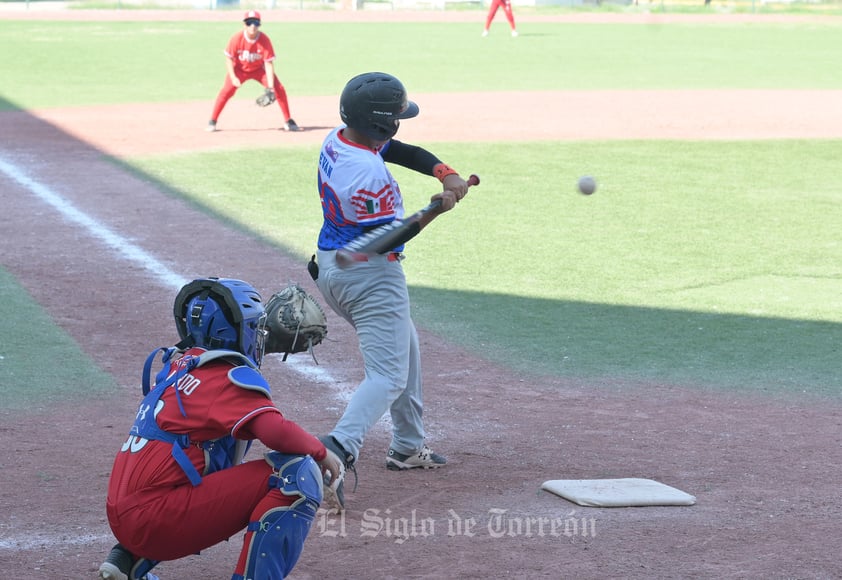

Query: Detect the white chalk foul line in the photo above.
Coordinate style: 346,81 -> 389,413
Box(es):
0,154 -> 338,389
0,531 -> 113,551
0,155 -> 188,292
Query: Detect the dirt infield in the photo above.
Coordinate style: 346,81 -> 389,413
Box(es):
23,88 -> 842,158
2,9 -> 842,580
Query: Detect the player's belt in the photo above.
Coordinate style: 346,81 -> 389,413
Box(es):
387,252 -> 403,262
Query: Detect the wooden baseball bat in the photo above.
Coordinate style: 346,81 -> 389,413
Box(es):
335,174 -> 479,269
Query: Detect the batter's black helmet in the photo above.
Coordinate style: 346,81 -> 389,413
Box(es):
339,72 -> 419,141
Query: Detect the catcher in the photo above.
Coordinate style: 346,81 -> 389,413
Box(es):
206,10 -> 301,133
98,277 -> 339,580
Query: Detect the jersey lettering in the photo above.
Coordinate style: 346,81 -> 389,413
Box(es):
177,373 -> 201,396
319,151 -> 333,178
239,50 -> 262,64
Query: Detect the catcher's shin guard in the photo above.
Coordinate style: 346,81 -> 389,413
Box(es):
235,453 -> 322,580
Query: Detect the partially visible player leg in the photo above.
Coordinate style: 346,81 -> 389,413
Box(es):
386,320 -> 447,471
271,76 -> 300,131
106,460 -> 277,562
232,452 -> 322,580
483,0 -> 500,35
502,0 -> 517,36
320,256 -> 415,462
208,75 -> 240,131
388,319 -> 424,452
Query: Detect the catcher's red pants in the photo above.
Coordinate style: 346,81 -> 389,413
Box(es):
106,459 -> 295,577
484,0 -> 516,31
210,70 -> 291,123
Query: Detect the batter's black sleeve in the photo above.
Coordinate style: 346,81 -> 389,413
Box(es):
381,139 -> 441,176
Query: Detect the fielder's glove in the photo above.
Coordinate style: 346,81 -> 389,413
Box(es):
256,88 -> 276,107
264,283 -> 327,362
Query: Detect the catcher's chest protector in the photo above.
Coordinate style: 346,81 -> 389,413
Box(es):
131,348 -> 270,486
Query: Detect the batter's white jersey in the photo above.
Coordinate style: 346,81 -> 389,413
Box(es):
317,126 -> 407,251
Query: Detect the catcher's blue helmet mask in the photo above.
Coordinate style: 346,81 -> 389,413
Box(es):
173,277 -> 267,367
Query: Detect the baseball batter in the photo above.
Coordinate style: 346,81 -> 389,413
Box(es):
207,10 -> 300,133
312,72 -> 470,509
98,278 -> 341,580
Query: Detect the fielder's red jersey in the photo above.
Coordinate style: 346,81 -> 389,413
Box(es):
225,31 -> 276,75
107,348 -> 280,499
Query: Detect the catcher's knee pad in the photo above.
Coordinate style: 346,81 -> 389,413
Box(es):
264,452 -> 323,508
236,454 -> 322,580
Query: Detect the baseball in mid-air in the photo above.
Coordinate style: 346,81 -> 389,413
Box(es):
578,175 -> 597,195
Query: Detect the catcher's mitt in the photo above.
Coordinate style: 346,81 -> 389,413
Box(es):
264,283 -> 327,362
256,88 -> 276,107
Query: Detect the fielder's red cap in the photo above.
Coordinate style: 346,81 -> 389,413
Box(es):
243,10 -> 261,21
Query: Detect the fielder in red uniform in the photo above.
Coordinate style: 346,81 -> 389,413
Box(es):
482,0 -> 517,37
207,10 -> 301,133
98,278 -> 342,580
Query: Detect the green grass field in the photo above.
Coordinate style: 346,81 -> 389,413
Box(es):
2,13 -> 840,399
130,138 -> 842,395
0,270 -> 116,414
1,18 -> 842,109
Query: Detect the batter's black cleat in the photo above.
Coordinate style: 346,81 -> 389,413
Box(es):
386,445 -> 447,470
318,435 -> 356,510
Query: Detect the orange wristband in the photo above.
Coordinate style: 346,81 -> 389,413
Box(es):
433,163 -> 458,183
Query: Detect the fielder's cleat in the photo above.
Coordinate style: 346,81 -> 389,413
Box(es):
386,445 -> 447,471
318,435 -> 356,511
511,30 -> 518,37
283,118 -> 301,132
206,120 -> 217,132
481,29 -> 488,37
